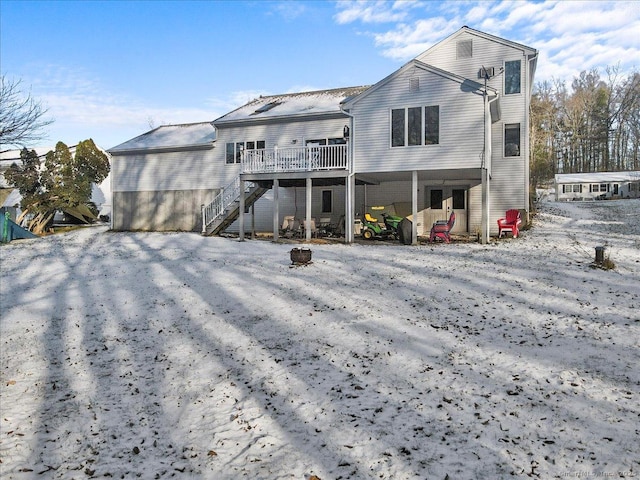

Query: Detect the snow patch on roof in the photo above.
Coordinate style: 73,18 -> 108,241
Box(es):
555,171 -> 640,183
109,122 -> 216,152
215,86 -> 370,123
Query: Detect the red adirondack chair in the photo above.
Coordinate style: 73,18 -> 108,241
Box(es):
429,212 -> 455,243
497,209 -> 522,238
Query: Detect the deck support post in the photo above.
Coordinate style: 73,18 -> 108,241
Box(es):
273,178 -> 279,242
305,178 -> 312,240
346,174 -> 355,243
481,169 -> 489,244
412,170 -> 418,245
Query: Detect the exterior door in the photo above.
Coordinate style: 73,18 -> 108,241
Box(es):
425,186 -> 467,234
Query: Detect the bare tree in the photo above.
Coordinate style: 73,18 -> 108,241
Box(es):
0,75 -> 54,148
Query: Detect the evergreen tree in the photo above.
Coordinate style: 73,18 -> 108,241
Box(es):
4,148 -> 43,210
3,139 -> 110,233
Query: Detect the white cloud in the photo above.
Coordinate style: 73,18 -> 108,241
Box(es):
334,0 -> 417,24
372,16 -> 460,60
270,1 -> 308,21
334,0 -> 639,86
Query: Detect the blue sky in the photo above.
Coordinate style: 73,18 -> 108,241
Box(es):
1,0 -> 638,150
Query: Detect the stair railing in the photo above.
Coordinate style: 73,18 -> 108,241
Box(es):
202,177 -> 257,234
202,177 -> 240,234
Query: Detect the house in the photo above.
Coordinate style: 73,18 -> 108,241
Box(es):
109,123 -> 217,231
210,86 -> 369,238
109,26 -> 538,244
554,171 -> 640,201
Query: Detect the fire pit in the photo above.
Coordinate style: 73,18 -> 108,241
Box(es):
290,248 -> 312,265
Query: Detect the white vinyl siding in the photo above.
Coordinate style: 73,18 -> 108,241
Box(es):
112,189 -> 217,232
417,30 -> 533,214
215,117 -> 349,157
417,31 -> 528,93
111,148 -> 229,193
351,67 -> 484,173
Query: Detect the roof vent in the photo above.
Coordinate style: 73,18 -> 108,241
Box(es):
409,77 -> 419,92
457,39 -> 472,59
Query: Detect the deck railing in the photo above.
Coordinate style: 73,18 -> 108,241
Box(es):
242,144 -> 347,173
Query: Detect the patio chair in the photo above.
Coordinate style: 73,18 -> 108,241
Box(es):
497,209 -> 522,238
429,212 -> 456,243
302,218 -> 318,238
281,216 -> 301,238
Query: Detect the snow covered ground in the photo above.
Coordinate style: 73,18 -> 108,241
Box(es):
1,199 -> 638,480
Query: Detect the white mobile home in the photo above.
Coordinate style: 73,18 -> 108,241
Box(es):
554,171 -> 640,201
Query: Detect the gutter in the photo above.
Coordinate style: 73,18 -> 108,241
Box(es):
108,142 -> 215,156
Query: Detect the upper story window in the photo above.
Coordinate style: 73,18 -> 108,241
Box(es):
424,106 -> 439,145
226,140 -> 264,164
391,106 -> 440,147
246,140 -> 265,150
504,124 -> 520,157
505,60 -> 521,95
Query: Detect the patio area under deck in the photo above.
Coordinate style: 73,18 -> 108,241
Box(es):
238,153 -> 487,245
239,144 -> 353,242
238,168 -> 354,243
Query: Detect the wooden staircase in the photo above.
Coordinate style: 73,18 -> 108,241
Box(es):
202,178 -> 268,236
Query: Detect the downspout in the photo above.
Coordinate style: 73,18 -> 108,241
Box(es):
524,52 -> 539,223
481,82 -> 500,245
340,106 -> 356,244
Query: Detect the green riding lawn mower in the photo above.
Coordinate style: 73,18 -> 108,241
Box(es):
361,207 -> 404,240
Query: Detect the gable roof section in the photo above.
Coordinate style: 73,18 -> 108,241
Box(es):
341,59 -> 496,109
214,86 -> 370,126
420,26 -> 537,58
417,26 -> 538,95
109,122 -> 216,155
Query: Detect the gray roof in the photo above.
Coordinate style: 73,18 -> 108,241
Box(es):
555,171 -> 640,183
109,122 -> 216,153
214,86 -> 370,125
